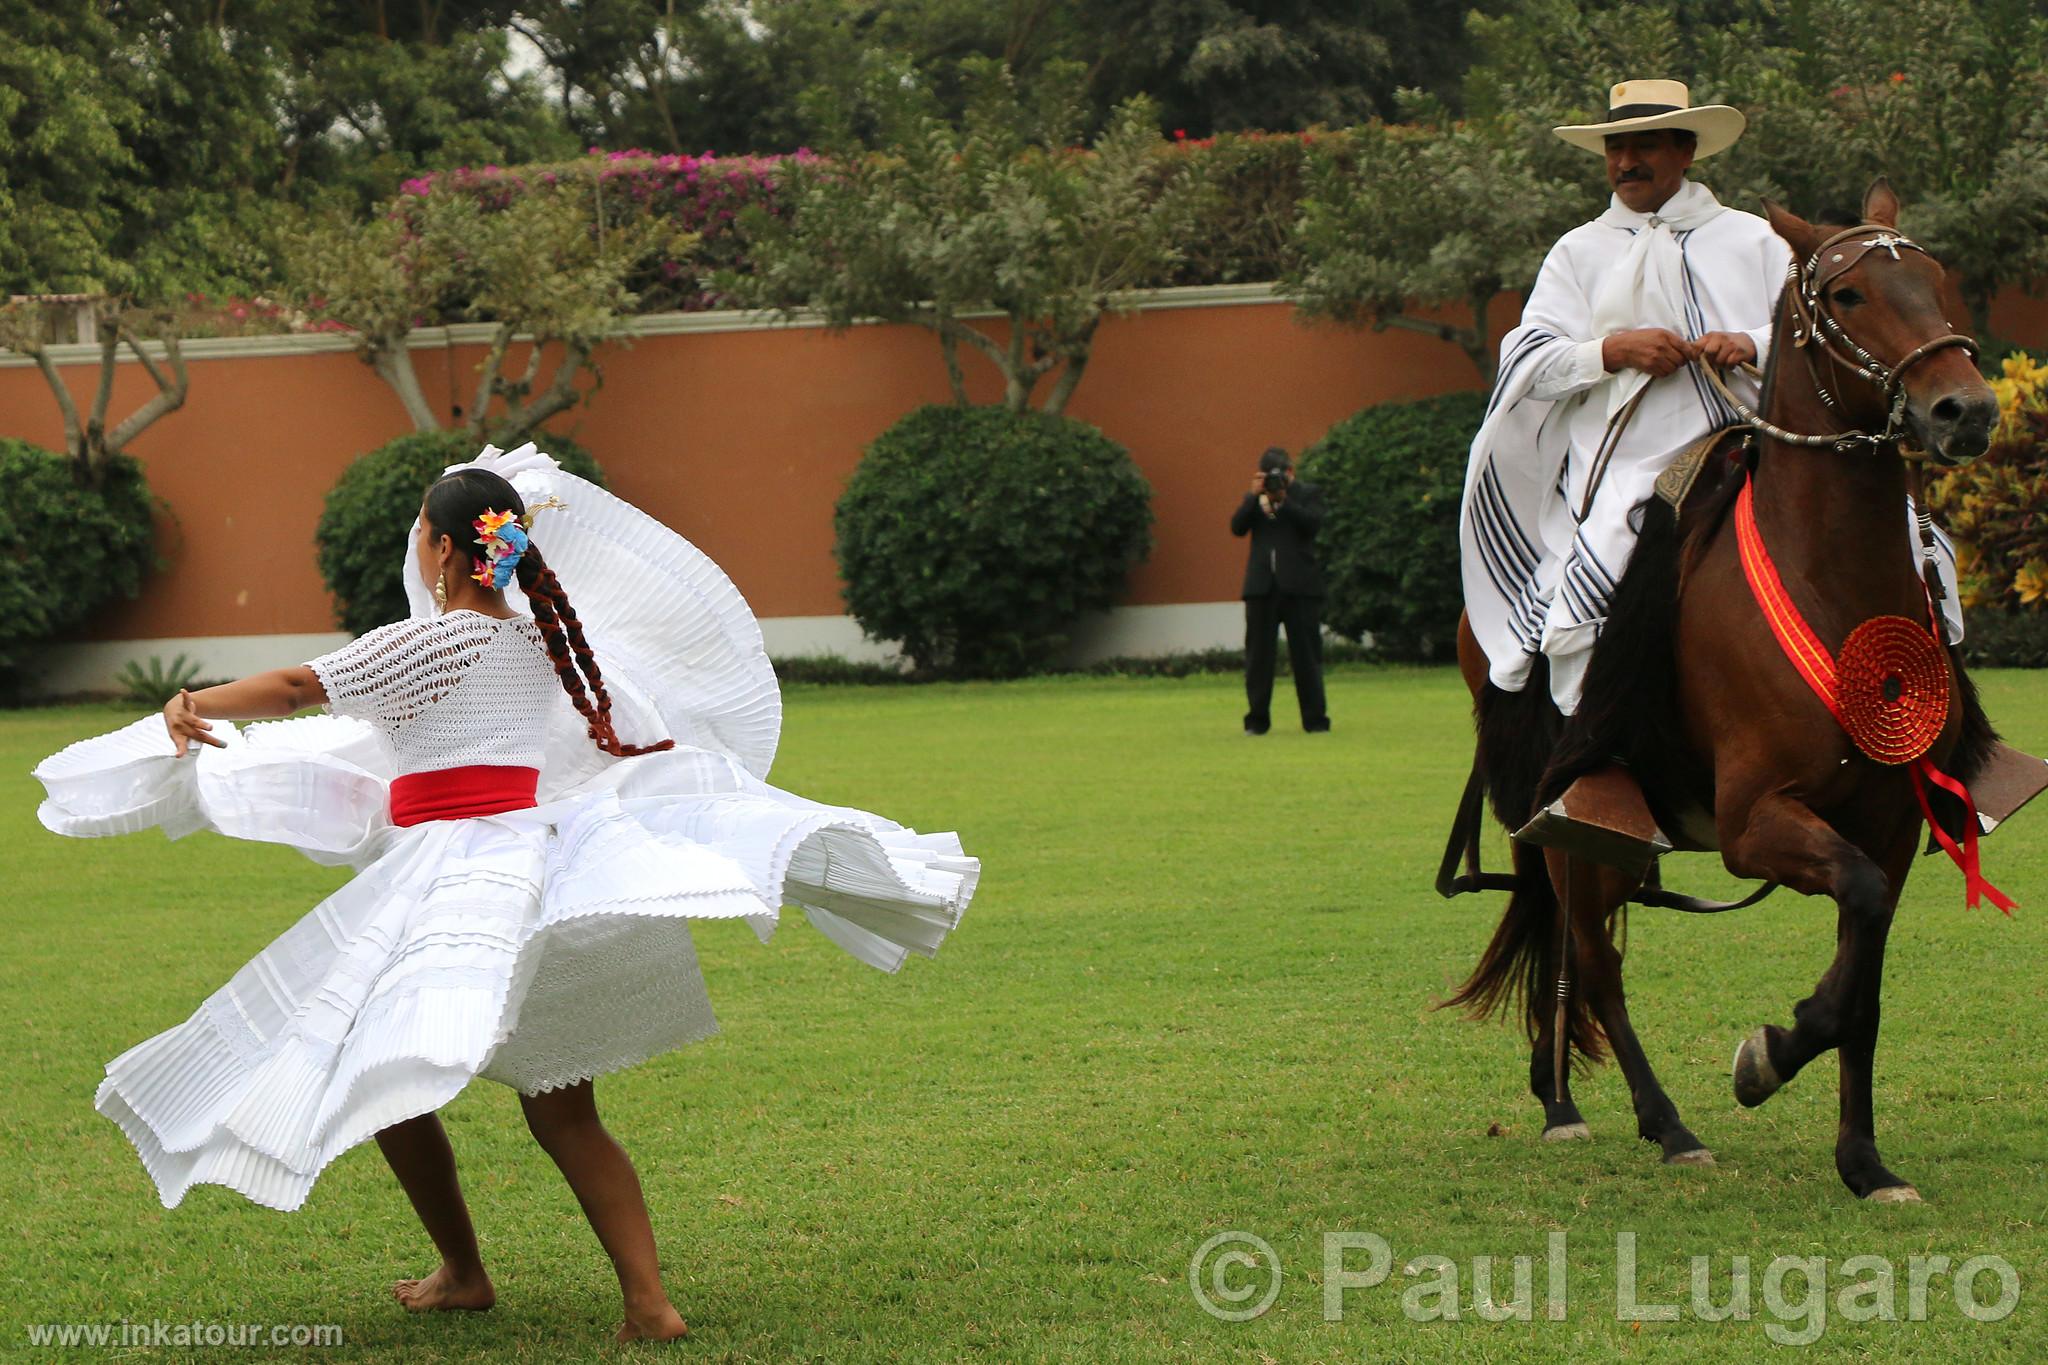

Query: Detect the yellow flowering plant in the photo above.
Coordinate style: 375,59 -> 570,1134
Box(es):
1928,352 -> 2048,613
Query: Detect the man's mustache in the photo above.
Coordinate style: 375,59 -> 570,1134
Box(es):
1615,169 -> 1652,183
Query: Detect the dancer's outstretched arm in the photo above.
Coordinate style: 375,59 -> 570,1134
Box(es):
163,667 -> 328,755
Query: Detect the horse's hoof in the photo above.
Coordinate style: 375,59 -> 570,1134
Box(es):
1865,1184 -> 1922,1204
1542,1122 -> 1592,1142
1664,1148 -> 1716,1167
1733,1027 -> 1781,1108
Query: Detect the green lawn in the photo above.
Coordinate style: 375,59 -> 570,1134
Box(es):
5,667 -> 2048,1362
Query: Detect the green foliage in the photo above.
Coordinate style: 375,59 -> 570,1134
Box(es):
1298,391 -> 1486,661
733,64 -> 1203,415
315,429 -> 605,636
0,3 -> 139,294
1282,99 -> 1584,382
511,1 -> 1491,154
0,440 -> 156,697
1957,609 -> 2048,669
114,654 -> 210,709
834,405 -> 1154,677
1164,129 -> 1330,287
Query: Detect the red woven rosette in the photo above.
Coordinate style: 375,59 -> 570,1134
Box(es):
1835,615 -> 1949,765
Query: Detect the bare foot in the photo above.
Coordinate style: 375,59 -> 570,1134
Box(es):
615,1299 -> 688,1343
391,1262 -> 496,1313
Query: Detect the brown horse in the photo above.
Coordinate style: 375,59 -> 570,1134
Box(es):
1447,179 -> 2002,1201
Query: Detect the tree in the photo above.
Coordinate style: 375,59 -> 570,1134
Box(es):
0,3 -> 141,295
1282,99 -> 1582,382
0,298 -> 189,489
283,170 -> 688,441
735,62 -> 1202,415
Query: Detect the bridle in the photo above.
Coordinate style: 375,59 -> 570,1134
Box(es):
1701,222 -> 1978,456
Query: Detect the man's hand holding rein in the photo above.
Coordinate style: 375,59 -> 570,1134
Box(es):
1601,327 -> 1757,378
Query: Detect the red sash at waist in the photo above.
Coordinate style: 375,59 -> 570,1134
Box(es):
389,765 -> 541,828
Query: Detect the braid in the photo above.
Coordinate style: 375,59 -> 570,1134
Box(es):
516,545 -> 673,759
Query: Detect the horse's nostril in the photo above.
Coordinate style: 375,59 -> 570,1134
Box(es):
1931,395 -> 1965,426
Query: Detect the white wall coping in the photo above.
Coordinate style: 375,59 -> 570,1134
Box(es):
0,283 -> 1285,369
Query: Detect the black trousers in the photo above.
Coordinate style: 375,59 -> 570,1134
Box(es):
1243,593 -> 1328,732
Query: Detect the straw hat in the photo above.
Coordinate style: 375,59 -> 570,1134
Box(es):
1552,80 -> 1746,159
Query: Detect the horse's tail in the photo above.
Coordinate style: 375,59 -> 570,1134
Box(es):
1440,839 -> 1609,1064
1439,671 -> 1607,1063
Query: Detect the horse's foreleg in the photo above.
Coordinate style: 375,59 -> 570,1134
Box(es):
1719,793 -> 1916,1199
1545,851 -> 1713,1165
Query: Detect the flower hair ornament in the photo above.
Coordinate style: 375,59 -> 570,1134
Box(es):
470,496 -> 568,589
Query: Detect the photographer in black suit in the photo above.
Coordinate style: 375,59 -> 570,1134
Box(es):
1230,447 -> 1330,735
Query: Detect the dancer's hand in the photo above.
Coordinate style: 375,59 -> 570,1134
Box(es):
164,689 -> 225,756
1602,328 -> 1694,378
1695,331 -> 1757,370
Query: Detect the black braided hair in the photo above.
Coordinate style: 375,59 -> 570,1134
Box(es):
423,468 -> 673,758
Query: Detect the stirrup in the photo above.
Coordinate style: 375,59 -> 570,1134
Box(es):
1947,741 -> 2048,841
1514,763 -> 1672,879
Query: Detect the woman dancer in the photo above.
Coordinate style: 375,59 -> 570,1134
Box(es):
34,444 -> 979,1344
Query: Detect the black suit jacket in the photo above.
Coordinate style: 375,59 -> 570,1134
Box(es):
1230,481 -> 1326,598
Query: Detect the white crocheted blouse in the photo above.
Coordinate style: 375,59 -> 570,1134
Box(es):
304,611 -> 559,777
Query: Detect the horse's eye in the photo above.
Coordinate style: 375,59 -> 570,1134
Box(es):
1831,287 -> 1865,308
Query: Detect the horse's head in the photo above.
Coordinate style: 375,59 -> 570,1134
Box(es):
1762,179 -> 1997,466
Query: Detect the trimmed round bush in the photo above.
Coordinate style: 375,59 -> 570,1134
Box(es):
1298,390 -> 1485,662
835,405 -> 1154,678
316,429 -> 604,635
0,441 -> 157,698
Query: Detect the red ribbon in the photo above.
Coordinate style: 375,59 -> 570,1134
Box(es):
389,765 -> 541,827
1909,760 -> 2017,913
1734,474 -> 2013,913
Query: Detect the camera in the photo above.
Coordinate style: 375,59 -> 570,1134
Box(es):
1262,469 -> 1290,496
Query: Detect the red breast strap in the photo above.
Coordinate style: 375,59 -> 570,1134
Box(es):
1734,473 -> 2013,914
389,765 -> 541,828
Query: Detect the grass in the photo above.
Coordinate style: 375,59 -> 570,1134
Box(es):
5,664 -> 2048,1362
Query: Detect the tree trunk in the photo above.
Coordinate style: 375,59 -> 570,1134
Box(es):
370,342 -> 442,431
1040,317 -> 1101,417
102,330 -> 190,472
921,314 -> 1011,407
1465,288 -> 1497,386
30,347 -> 88,476
937,313 -> 970,406
1003,319 -> 1032,413
85,325 -> 119,464
490,339 -> 594,444
467,322 -> 517,438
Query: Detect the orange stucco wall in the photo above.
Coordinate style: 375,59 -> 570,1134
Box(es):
2,285 -> 2042,644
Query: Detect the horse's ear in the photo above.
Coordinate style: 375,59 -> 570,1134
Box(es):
1761,198 -> 1818,257
1862,176 -> 1901,227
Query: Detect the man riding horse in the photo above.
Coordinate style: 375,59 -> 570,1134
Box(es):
1461,78 -> 1960,716
1441,77 -> 2045,1201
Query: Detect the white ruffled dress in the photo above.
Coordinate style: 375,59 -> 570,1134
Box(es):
33,444 -> 979,1213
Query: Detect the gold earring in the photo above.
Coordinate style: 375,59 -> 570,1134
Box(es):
434,570 -> 448,611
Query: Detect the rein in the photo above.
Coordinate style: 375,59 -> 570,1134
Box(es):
1579,223 -> 1970,517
